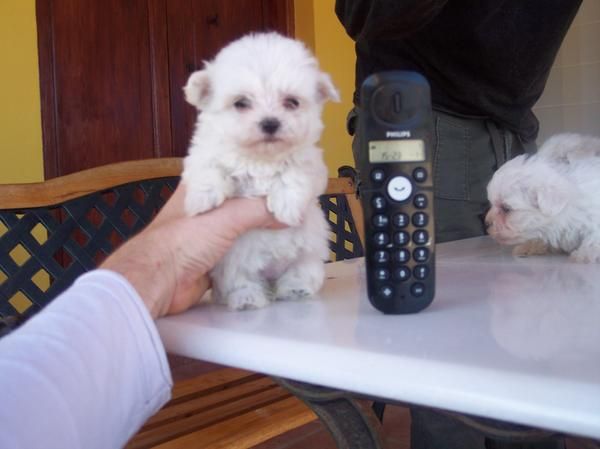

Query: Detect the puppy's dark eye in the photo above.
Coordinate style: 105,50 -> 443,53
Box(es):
283,97 -> 300,110
500,203 -> 512,214
234,97 -> 251,110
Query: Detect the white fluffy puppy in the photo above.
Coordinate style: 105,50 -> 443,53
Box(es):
486,133 -> 600,263
181,33 -> 339,309
536,132 -> 600,164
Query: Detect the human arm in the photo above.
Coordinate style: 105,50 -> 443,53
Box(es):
335,0 -> 448,41
0,271 -> 172,449
0,185 -> 281,449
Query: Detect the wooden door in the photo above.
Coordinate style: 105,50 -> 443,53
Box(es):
166,0 -> 292,156
36,0 -> 293,179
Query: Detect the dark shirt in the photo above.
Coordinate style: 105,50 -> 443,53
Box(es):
336,0 -> 582,141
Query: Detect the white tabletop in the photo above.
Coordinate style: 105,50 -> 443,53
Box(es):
157,236 -> 600,439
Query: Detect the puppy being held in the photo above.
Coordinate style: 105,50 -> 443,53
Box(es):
181,33 -> 339,310
485,133 -> 600,263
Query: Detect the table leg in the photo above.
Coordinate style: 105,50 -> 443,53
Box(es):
274,377 -> 387,449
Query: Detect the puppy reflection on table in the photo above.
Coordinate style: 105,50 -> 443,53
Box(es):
485,133 -> 600,263
181,33 -> 340,310
490,267 -> 598,361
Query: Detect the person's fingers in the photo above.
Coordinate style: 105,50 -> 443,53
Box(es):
198,197 -> 286,237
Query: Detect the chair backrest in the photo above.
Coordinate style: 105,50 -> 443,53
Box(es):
0,158 -> 363,331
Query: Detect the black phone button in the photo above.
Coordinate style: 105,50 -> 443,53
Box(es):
394,231 -> 410,246
374,250 -> 390,264
394,266 -> 411,282
413,247 -> 430,262
411,283 -> 425,297
372,195 -> 386,210
371,169 -> 385,183
379,285 -> 394,299
412,212 -> 428,227
394,249 -> 410,263
393,213 -> 409,228
413,193 -> 428,209
413,230 -> 429,245
413,167 -> 428,183
373,214 -> 389,228
413,265 -> 430,280
375,268 -> 391,281
374,232 -> 390,247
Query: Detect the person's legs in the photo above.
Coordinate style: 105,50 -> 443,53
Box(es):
410,110 -> 499,448
411,408 -> 485,449
432,109 -> 535,242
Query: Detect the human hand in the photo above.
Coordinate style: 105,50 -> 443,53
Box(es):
101,184 -> 283,318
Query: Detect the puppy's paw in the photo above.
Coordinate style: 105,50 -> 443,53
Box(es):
512,240 -> 550,257
276,287 -> 312,301
226,285 -> 270,310
184,184 -> 227,216
267,190 -> 304,226
275,260 -> 324,301
569,245 -> 600,264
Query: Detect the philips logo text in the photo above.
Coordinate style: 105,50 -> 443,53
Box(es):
386,130 -> 411,138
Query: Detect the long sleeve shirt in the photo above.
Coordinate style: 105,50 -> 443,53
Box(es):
0,270 -> 173,449
335,0 -> 582,142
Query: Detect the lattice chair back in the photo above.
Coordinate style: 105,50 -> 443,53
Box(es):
0,159 -> 363,333
0,159 -> 182,331
319,171 -> 364,262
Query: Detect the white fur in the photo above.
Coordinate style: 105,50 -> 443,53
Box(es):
181,33 -> 340,309
485,133 -> 600,263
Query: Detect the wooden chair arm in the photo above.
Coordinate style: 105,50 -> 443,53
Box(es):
0,157 -> 357,209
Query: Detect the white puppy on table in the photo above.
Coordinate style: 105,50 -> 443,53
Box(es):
182,33 -> 339,309
486,133 -> 600,263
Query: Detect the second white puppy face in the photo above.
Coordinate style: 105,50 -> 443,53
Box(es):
184,33 -> 339,158
485,155 -> 573,244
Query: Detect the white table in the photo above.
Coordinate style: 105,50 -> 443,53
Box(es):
157,236 -> 600,443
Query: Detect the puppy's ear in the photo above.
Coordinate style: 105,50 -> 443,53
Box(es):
533,179 -> 572,217
184,69 -> 212,109
317,73 -> 340,103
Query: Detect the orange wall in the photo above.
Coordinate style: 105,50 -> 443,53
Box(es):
0,0 -> 44,184
0,1 -> 355,183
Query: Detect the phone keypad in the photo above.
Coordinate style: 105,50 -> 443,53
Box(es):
368,167 -> 432,301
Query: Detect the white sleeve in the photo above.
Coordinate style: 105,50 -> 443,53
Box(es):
0,270 -> 173,449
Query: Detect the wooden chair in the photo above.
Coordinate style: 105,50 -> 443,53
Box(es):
0,158 -> 364,448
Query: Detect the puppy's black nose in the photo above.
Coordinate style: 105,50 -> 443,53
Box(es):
260,117 -> 281,135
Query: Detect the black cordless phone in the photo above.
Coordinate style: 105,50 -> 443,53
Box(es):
355,71 -> 435,314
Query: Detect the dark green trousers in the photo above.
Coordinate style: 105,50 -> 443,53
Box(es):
350,109 -> 566,449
